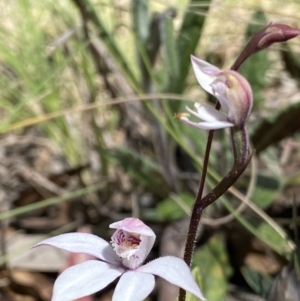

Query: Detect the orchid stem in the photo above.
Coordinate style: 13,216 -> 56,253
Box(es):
179,47 -> 251,301
179,102 -> 220,301
179,149 -> 252,301
179,121 -> 251,301
230,126 -> 249,166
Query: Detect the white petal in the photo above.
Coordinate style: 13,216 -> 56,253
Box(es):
181,117 -> 234,130
112,271 -> 155,301
109,218 -> 155,238
191,55 -> 220,95
193,103 -> 229,122
137,256 -> 206,300
34,233 -> 120,264
211,80 -> 230,113
52,260 -> 124,301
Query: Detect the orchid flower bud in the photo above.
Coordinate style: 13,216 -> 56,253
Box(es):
256,23 -> 300,50
179,56 -> 253,130
231,23 -> 300,70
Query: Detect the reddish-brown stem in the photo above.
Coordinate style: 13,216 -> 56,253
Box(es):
179,102 -> 220,301
182,102 -> 221,263
179,57 -> 247,301
179,150 -> 252,301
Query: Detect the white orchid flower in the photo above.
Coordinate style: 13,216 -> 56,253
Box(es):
34,218 -> 205,301
180,55 -> 253,130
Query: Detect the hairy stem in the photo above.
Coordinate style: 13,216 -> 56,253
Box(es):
180,43 -> 250,301
230,126 -> 249,166
179,103 -> 218,301
179,126 -> 252,301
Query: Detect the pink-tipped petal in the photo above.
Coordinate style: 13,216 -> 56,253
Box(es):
109,218 -> 155,237
52,260 -> 124,301
211,70 -> 253,126
137,256 -> 206,300
112,271 -> 155,301
191,55 -> 220,95
34,233 -> 120,265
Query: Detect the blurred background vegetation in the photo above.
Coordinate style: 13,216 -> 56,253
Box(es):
1,0 -> 300,300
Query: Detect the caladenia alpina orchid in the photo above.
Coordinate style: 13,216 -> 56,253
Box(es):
178,56 -> 254,301
178,55 -> 253,130
178,23 -> 300,301
33,218 -> 205,301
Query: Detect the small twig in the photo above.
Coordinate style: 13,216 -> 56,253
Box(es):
0,135 -> 58,152
17,164 -> 68,196
0,215 -> 6,270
